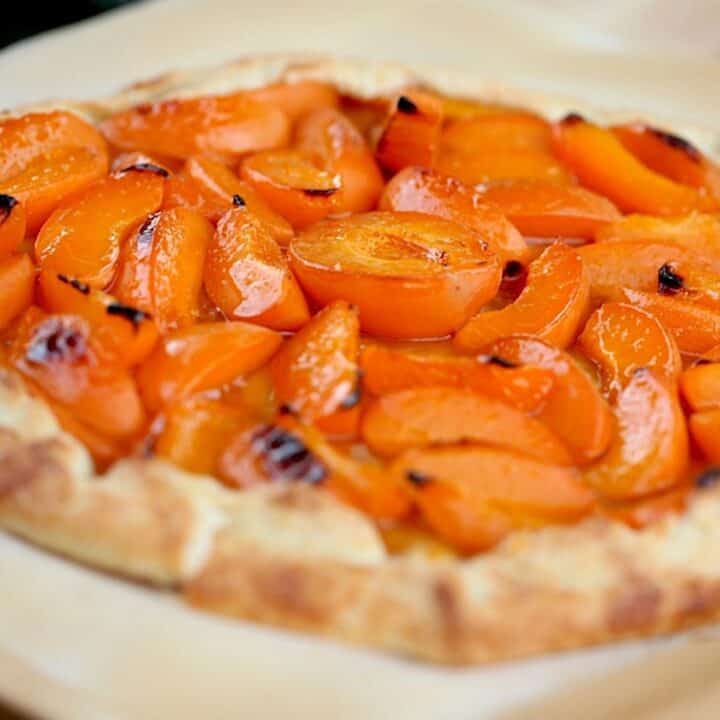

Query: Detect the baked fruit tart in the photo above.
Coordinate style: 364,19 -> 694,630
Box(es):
2,56 -> 720,664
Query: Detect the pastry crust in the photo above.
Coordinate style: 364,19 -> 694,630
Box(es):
3,54 -> 720,664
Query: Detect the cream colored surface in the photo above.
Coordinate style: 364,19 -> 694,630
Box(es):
3,2 -> 720,718
2,0 -> 720,128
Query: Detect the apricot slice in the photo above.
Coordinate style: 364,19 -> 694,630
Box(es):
395,446 -> 594,553
615,288 -> 720,356
454,243 -> 590,352
441,112 -> 552,153
0,111 -> 106,180
375,91 -> 443,173
100,93 -> 290,161
552,115 -> 717,214
35,168 -> 165,289
219,414 -> 410,520
435,149 -> 574,185
689,409 -> 720,463
155,396 -> 254,475
203,204 -> 309,330
577,241 -> 720,305
612,123 -> 720,202
361,386 -> 572,464
136,321 -> 281,412
0,254 -> 34,331
240,149 -> 339,229
578,302 -> 682,396
172,155 -> 293,243
113,207 -> 212,331
582,368 -> 688,499
290,211 -> 501,339
0,111 -> 109,233
10,308 -> 146,438
595,213 -> 720,253
245,81 -> 339,122
487,336 -> 614,465
0,111 -> 108,229
652,261 -> 720,310
1,146 -> 109,236
360,342 -> 555,414
38,270 -> 158,368
477,179 -> 621,239
0,195 -> 25,259
680,363 -> 720,412
270,301 -> 359,421
380,166 -> 530,266
296,107 -> 383,213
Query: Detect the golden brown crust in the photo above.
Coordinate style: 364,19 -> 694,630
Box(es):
6,54 -> 719,157
3,55 -> 720,664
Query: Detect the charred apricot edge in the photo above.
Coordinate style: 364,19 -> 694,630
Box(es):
552,115 -> 718,214
181,155 -> 293,243
240,149 -> 340,229
375,90 -> 444,173
296,107 -> 384,214
38,270 -> 158,368
35,169 -> 165,289
612,123 -> 720,202
0,195 -> 26,260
